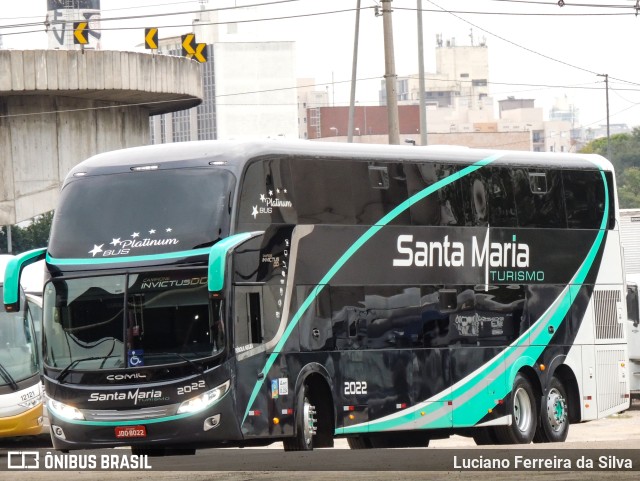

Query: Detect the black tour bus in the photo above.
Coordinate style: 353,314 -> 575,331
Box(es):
3,140 -> 630,453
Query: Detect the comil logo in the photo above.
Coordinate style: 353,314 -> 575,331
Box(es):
8,451 -> 39,469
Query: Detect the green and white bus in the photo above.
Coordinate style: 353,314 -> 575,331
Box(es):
4,140 -> 630,453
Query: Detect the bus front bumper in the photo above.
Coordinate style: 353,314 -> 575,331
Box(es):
0,403 -> 45,438
47,388 -> 242,450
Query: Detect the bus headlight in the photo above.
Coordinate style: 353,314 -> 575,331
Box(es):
47,397 -> 85,421
177,380 -> 230,414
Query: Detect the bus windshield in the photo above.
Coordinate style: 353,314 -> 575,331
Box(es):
43,269 -> 222,370
0,287 -> 39,387
47,168 -> 235,259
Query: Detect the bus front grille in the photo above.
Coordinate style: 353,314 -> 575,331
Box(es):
82,405 -> 178,421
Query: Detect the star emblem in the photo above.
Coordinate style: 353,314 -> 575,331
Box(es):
252,206 -> 259,219
110,238 -> 121,246
166,227 -> 172,233
283,188 -> 288,194
276,188 -> 280,194
269,190 -> 273,196
131,232 -> 140,238
149,229 -> 156,234
260,194 -> 266,202
89,244 -> 104,257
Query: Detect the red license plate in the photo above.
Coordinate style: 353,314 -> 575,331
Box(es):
115,426 -> 147,439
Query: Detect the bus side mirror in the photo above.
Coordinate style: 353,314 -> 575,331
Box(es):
3,248 -> 47,312
207,232 -> 264,294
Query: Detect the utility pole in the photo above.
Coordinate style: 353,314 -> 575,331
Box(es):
597,73 -> 611,159
347,0 -> 361,143
417,0 -> 427,145
6,225 -> 12,254
381,0 -> 400,144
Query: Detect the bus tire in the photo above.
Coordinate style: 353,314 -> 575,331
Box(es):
533,376 -> 569,443
283,384 -> 316,451
494,373 -> 537,444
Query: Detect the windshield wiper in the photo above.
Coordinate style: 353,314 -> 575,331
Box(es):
174,352 -> 204,374
169,352 -> 210,389
57,354 -> 118,384
0,363 -> 19,391
58,339 -> 118,383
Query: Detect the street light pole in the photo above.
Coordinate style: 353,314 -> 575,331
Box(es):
347,0 -> 361,143
381,0 -> 400,145
597,73 -> 611,159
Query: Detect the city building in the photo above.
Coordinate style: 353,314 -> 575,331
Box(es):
150,3 -> 299,143
46,0 -> 102,50
312,36 -> 573,152
298,78 -> 329,139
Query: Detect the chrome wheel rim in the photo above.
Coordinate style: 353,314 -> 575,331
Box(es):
513,386 -> 533,433
546,388 -> 567,432
302,396 -> 317,447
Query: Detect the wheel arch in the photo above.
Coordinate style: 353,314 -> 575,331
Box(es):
517,364 -> 543,402
507,356 -> 542,400
551,363 -> 581,423
292,362 -> 335,447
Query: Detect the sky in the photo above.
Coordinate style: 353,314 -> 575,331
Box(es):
1,0 -> 639,130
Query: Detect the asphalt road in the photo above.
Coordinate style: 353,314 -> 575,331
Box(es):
1,402 -> 639,480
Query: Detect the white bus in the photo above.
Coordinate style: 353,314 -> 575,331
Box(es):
0,255 -> 44,438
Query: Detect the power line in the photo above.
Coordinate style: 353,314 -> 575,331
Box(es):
395,6 -> 636,16
475,0 -> 634,8
0,5 -> 367,35
419,1 -> 640,89
0,73 -> 633,121
423,0 -> 601,76
98,0 -> 306,23
0,0 -> 307,31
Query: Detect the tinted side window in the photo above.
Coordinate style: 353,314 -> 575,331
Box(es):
406,163 -> 466,226
362,286 -> 421,349
563,170 -> 607,229
352,163 -> 410,225
513,169 -> 566,228
291,160 -> 355,224
238,158 -> 296,227
462,167 -> 517,227
330,286 -> 366,350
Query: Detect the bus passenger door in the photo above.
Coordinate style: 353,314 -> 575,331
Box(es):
234,286 -> 265,347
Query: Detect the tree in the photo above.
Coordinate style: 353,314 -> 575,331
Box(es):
618,167 -> 640,209
0,211 -> 53,254
580,128 -> 640,208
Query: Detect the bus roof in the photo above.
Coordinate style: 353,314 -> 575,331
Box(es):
66,140 -> 614,179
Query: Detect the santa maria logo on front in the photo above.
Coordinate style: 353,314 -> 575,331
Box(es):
87,227 -> 179,258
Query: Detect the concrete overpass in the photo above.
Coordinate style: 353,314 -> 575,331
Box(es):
0,49 -> 203,225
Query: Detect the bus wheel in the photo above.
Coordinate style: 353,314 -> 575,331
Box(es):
283,384 -> 317,451
534,376 -> 569,443
494,373 -> 537,444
